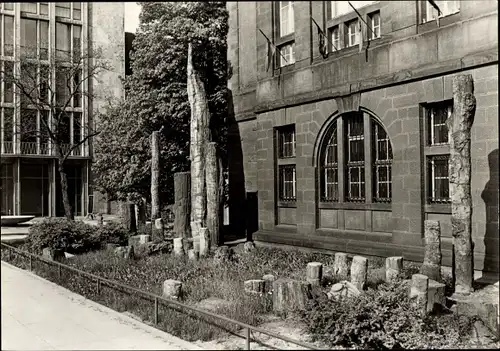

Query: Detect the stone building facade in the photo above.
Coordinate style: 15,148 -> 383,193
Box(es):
0,2 -> 125,217
227,1 -> 498,273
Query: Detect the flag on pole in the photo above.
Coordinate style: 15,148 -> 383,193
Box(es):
427,0 -> 442,27
311,18 -> 328,58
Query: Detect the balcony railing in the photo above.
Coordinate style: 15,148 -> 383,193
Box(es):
1,141 -> 85,157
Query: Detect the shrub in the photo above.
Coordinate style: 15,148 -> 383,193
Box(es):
94,221 -> 129,246
301,279 -> 473,349
27,218 -> 99,254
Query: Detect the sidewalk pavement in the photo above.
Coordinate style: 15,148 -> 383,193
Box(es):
1,261 -> 203,350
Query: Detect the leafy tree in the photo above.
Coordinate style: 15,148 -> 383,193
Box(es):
93,2 -> 229,206
1,47 -> 110,220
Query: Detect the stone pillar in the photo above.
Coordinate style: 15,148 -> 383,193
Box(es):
306,262 -> 323,286
173,238 -> 184,256
448,74 -> 476,296
350,256 -> 368,291
410,274 -> 429,316
386,256 -> 404,282
334,252 -> 349,279
421,220 -> 442,281
199,227 -> 210,257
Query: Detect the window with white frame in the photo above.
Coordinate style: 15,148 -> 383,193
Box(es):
345,19 -> 359,47
279,1 -> 294,37
278,42 -> 295,67
319,112 -> 393,204
368,11 -> 381,40
421,0 -> 460,23
329,26 -> 340,52
331,1 -> 376,19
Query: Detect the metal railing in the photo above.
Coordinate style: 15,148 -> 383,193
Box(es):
0,242 -> 320,350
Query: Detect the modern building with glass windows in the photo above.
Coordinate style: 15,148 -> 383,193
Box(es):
226,1 -> 499,274
1,2 -> 124,217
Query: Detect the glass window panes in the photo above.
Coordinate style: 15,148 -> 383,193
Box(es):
3,16 -> 14,56
330,26 -> 340,51
21,3 -> 37,14
424,0 -> 460,23
428,103 -> 451,145
279,165 -> 296,201
56,23 -> 71,59
279,42 -> 295,67
428,156 -> 450,203
40,21 -> 49,60
56,2 -> 71,18
40,2 -> 49,15
369,11 -> 381,40
21,18 -> 37,58
279,126 -> 296,158
346,19 -> 359,47
279,1 -> 294,37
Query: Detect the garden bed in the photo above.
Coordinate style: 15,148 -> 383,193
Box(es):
1,243 -> 498,349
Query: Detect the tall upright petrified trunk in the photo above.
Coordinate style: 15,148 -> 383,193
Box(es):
174,172 -> 191,243
151,130 -> 162,240
206,142 -> 220,248
187,42 -> 210,238
448,74 -> 476,296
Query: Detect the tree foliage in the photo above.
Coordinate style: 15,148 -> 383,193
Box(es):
93,1 -> 229,205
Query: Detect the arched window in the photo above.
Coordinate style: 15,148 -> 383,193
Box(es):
319,111 -> 392,203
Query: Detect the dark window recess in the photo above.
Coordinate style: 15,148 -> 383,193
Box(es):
428,155 -> 450,203
278,125 -> 296,158
279,165 -> 296,202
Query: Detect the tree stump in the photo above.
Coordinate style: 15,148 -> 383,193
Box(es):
272,279 -> 312,314
151,131 -> 162,240
350,256 -> 368,291
199,227 -> 210,257
187,42 -> 210,239
174,172 -> 191,250
386,256 -> 404,282
421,220 -> 442,281
448,74 -> 476,296
306,262 -> 323,286
334,252 -> 349,279
206,142 -> 220,248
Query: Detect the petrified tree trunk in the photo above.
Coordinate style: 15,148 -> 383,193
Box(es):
174,172 -> 191,240
206,142 -> 220,248
151,131 -> 161,240
448,74 -> 476,296
187,42 -> 210,238
421,220 -> 442,281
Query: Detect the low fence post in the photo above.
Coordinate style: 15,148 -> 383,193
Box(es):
246,328 -> 251,350
154,297 -> 159,325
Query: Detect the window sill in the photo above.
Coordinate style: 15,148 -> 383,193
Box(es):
278,201 -> 297,208
425,203 -> 451,214
319,202 -> 391,211
418,11 -> 461,33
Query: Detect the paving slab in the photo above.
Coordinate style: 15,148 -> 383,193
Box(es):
1,261 -> 204,350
